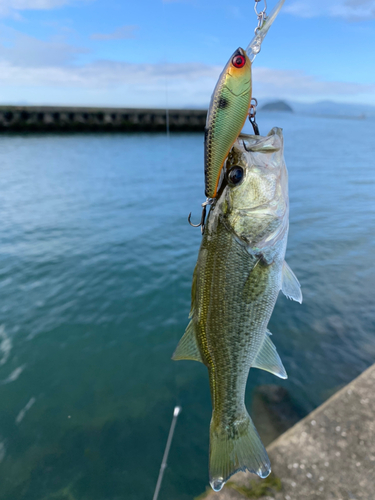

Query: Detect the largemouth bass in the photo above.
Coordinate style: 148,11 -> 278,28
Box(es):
173,128 -> 302,491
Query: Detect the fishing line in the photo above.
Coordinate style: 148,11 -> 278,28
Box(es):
165,78 -> 170,138
162,1 -> 170,138
160,0 -> 180,405
151,2 -> 182,499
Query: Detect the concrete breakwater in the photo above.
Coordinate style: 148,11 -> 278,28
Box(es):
199,363 -> 375,500
0,106 -> 207,132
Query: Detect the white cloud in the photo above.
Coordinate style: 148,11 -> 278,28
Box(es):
284,1 -> 320,18
285,0 -> 375,20
0,0 -> 68,8
0,27 -> 373,107
90,25 -> 138,41
0,57 -> 374,107
253,67 -> 375,97
0,59 -> 221,88
0,0 -> 86,18
0,30 -> 88,66
0,59 -> 220,107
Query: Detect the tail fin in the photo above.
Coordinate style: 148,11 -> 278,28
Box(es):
209,411 -> 271,492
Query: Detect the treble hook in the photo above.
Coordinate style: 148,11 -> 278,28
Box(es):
188,199 -> 212,235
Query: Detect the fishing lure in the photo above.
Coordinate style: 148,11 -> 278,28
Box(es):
204,47 -> 252,199
204,0 -> 285,200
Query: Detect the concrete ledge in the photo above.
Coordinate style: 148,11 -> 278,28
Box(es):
0,106 -> 207,132
200,364 -> 375,500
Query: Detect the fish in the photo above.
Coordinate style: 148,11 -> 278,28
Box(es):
204,0 -> 286,200
173,127 -> 302,491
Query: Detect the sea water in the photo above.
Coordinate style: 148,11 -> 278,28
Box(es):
0,113 -> 374,499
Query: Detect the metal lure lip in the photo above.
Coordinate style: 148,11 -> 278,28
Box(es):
246,0 -> 285,62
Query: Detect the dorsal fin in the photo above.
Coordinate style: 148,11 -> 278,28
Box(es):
172,320 -> 203,364
252,330 -> 287,379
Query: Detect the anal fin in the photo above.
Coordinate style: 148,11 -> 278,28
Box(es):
252,330 -> 287,379
282,261 -> 302,303
172,320 -> 203,363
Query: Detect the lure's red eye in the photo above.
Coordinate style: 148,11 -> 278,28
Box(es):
232,54 -> 246,68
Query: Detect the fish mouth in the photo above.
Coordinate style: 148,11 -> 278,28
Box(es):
239,131 -> 282,153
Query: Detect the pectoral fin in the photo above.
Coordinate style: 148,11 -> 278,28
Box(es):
172,320 -> 203,363
281,261 -> 302,303
252,330 -> 287,379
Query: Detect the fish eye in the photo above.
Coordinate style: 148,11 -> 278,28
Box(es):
227,166 -> 244,186
232,54 -> 246,68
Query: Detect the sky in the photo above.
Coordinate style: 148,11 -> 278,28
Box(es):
0,0 -> 375,108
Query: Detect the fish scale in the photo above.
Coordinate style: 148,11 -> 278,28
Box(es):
201,217 -> 280,420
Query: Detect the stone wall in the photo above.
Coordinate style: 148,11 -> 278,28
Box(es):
0,106 -> 207,132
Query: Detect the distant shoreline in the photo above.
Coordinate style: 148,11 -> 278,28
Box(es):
300,112 -> 366,121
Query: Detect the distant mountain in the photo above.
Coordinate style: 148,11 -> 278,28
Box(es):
260,99 -> 375,119
260,101 -> 293,113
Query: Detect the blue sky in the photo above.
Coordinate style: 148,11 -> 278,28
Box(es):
0,0 -> 375,108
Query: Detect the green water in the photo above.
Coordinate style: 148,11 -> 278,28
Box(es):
0,113 -> 374,499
